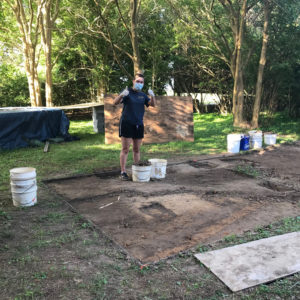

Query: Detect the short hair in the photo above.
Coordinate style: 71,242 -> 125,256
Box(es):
135,72 -> 144,78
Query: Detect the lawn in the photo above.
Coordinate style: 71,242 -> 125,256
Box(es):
0,112 -> 299,299
1,112 -> 299,193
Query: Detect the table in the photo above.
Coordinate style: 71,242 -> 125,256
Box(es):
0,107 -> 70,150
58,103 -> 104,133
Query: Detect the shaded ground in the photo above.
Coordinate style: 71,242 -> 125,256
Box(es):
47,142 -> 300,263
1,142 -> 300,299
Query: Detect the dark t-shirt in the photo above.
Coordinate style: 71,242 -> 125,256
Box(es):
121,88 -> 150,125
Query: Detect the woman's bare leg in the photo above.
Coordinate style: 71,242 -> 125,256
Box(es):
132,139 -> 143,164
120,137 -> 132,173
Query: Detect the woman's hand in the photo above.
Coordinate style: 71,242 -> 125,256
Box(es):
148,89 -> 156,107
148,89 -> 155,97
113,87 -> 129,105
120,87 -> 129,97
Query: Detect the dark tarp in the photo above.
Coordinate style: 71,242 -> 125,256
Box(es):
0,108 -> 70,150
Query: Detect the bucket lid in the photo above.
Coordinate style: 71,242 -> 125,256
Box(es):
248,130 -> 262,134
227,134 -> 241,140
10,167 -> 36,175
149,159 -> 167,163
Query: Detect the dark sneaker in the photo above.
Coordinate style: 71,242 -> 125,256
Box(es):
120,172 -> 130,181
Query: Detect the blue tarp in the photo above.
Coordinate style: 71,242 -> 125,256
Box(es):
0,107 -> 70,150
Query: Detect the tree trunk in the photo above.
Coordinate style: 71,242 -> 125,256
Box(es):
130,0 -> 142,74
7,0 -> 42,106
41,1 -> 53,107
40,0 -> 60,107
234,68 -> 244,126
251,0 -> 270,128
230,53 -> 237,115
152,57 -> 156,90
232,0 -> 247,127
193,98 -> 201,114
24,55 -> 38,107
96,76 -> 107,104
96,87 -> 105,104
22,36 -> 42,107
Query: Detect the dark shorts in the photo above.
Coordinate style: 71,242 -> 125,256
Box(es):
119,120 -> 144,139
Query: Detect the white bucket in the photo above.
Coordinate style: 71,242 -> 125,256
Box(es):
149,159 -> 168,179
227,134 -> 241,153
132,165 -> 152,182
249,131 -> 263,149
10,167 -> 36,181
10,180 -> 37,193
264,133 -> 277,145
248,130 -> 257,135
10,167 -> 37,207
12,187 -> 37,207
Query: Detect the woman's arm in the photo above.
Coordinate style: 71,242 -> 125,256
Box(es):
113,94 -> 124,105
148,89 -> 156,107
114,88 -> 129,105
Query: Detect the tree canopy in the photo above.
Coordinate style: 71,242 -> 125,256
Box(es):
0,0 -> 299,126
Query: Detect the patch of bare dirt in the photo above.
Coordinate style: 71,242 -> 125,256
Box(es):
47,143 -> 300,263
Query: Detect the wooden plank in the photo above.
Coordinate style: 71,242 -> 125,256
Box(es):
104,94 -> 194,144
44,141 -> 50,153
0,104 -> 104,111
195,232 -> 300,292
57,102 -> 104,110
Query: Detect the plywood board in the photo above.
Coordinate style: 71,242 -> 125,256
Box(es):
195,232 -> 300,292
104,95 -> 194,144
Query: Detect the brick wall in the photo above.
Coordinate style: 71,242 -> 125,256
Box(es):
104,95 -> 194,144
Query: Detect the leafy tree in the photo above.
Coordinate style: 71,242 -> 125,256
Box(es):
166,0 -> 300,126
40,0 -> 62,107
0,64 -> 30,107
4,0 -> 43,106
51,0 -> 174,104
1,0 -> 299,115
138,1 -> 176,94
261,0 -> 300,117
251,0 -> 271,128
167,0 -> 253,119
2,0 -> 62,107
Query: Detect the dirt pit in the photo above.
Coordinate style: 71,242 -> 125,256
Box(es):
47,142 -> 300,263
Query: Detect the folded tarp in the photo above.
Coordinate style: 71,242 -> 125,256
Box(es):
0,107 -> 70,150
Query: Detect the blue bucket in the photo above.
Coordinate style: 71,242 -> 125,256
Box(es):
240,135 -> 250,151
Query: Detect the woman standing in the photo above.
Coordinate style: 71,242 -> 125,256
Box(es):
113,73 -> 156,180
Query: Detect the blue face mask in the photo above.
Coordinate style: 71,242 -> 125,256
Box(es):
134,82 -> 144,91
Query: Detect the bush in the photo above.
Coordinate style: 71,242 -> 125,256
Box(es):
0,65 -> 30,107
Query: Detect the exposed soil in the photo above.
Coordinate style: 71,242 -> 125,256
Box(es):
133,160 -> 152,166
1,142 -> 300,299
47,142 -> 300,263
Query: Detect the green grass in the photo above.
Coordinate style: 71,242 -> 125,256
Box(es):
0,113 -> 299,196
234,165 -> 260,178
0,112 -> 299,299
259,112 -> 300,142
